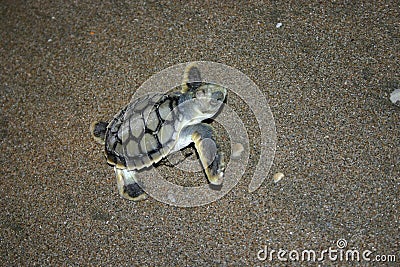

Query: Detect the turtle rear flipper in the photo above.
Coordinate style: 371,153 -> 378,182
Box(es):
90,121 -> 108,144
115,168 -> 147,201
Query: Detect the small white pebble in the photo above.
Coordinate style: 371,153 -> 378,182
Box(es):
47,38 -> 52,42
167,193 -> 176,203
276,22 -> 283,28
273,172 -> 284,183
390,89 -> 400,106
231,143 -> 244,159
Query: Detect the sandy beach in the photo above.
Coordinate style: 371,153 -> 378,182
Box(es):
1,1 -> 399,265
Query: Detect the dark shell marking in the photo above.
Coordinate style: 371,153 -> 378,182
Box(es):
105,92 -> 182,170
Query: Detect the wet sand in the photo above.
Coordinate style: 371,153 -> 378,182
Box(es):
1,1 -> 399,266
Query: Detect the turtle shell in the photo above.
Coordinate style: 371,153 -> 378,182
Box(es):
104,92 -> 183,170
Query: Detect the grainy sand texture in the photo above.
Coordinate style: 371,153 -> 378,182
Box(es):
1,1 -> 399,266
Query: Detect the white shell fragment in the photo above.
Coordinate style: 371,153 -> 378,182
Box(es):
276,22 -> 283,28
231,143 -> 244,159
273,172 -> 284,183
390,89 -> 400,106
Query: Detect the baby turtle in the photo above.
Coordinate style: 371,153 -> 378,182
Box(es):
91,64 -> 227,201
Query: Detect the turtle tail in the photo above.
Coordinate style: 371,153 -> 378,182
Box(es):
90,121 -> 108,145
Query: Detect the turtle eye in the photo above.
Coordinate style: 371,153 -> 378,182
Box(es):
212,91 -> 224,102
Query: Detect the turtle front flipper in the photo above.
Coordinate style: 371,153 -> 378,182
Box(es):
189,124 -> 225,186
181,63 -> 202,93
115,168 -> 147,201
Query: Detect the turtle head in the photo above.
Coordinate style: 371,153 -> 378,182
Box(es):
179,83 -> 227,123
192,83 -> 227,113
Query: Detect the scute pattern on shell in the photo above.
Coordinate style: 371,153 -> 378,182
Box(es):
104,92 -> 183,170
